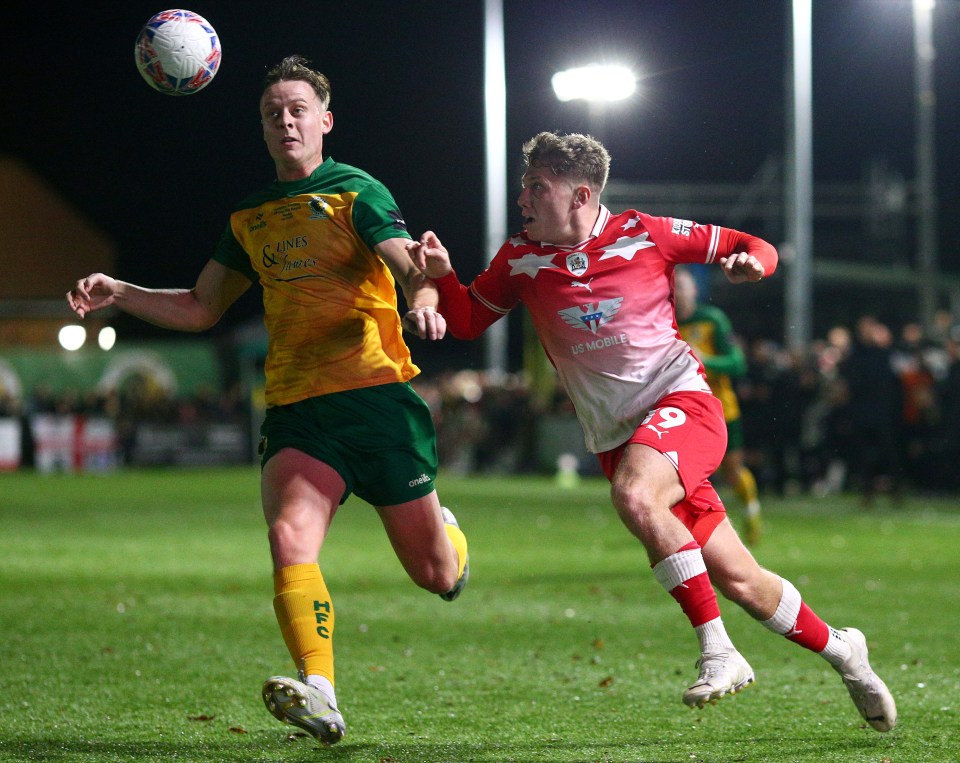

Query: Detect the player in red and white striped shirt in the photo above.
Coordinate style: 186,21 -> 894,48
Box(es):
408,131 -> 896,731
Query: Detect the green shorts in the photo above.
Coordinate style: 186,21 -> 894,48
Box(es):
725,417 -> 745,451
259,382 -> 438,507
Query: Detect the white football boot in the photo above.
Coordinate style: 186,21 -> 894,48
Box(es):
833,628 -> 897,732
683,649 -> 755,708
262,674 -> 346,746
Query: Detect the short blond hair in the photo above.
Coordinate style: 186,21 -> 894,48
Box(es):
263,55 -> 331,110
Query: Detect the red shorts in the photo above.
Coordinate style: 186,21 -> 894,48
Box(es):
597,391 -> 728,546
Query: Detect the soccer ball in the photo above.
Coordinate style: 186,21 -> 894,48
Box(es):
134,9 -> 221,95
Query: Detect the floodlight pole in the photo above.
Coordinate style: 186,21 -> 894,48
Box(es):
483,0 -> 508,374
785,0 -> 814,352
913,0 -> 938,332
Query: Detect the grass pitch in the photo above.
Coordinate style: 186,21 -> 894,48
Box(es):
1,467 -> 958,762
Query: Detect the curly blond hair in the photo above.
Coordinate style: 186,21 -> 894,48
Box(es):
521,131 -> 611,192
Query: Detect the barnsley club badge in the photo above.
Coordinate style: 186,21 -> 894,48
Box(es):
566,252 -> 588,277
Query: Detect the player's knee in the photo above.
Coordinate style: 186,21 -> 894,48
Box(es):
409,561 -> 458,594
267,516 -> 321,567
611,481 -> 670,528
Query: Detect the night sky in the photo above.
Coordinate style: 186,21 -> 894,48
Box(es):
7,1 -> 959,367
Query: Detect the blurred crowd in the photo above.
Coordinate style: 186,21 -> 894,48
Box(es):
738,311 -> 960,499
2,379 -> 247,469
4,380 -> 246,423
4,310 -> 959,497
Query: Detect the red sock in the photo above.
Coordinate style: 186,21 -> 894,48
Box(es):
670,571 -> 721,627
785,602 -> 830,652
653,542 -> 721,628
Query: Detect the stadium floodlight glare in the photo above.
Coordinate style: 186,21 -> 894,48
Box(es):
98,326 -> 117,351
551,64 -> 637,102
59,324 -> 86,351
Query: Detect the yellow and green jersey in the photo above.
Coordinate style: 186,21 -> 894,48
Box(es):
677,304 -> 747,422
213,158 -> 416,407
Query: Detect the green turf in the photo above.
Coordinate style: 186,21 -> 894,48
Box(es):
1,467 -> 958,762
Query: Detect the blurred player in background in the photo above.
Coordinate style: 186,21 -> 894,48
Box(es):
674,267 -> 763,544
67,55 -> 468,747
408,131 -> 896,732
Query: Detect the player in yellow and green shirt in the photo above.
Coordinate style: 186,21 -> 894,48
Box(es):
67,55 -> 468,747
213,157 -> 423,406
674,267 -> 762,545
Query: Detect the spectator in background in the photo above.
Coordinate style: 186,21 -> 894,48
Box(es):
738,340 -> 782,491
893,323 -> 940,489
809,327 -> 855,496
837,316 -> 903,504
937,330 -> 960,490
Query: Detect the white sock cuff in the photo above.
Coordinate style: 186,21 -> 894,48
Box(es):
652,547 -> 706,591
695,616 -> 736,652
819,627 -> 851,666
761,576 -> 802,634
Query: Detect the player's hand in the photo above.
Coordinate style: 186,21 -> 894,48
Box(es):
403,305 -> 447,341
406,231 -> 453,280
66,273 -> 120,318
719,252 -> 765,284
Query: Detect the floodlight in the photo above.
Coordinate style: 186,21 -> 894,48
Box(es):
551,64 -> 637,103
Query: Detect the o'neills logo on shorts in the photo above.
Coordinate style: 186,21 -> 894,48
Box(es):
408,473 -> 431,487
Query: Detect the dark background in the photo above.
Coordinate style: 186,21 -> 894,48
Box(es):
6,1 -> 959,370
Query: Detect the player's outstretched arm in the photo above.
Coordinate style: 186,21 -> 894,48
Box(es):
377,237 -> 447,341
406,230 -> 503,342
66,260 -> 250,332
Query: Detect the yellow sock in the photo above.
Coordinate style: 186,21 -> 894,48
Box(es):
444,522 -> 468,580
272,563 -> 335,685
734,466 -> 759,510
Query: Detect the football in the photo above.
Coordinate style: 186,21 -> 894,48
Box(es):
134,9 -> 221,95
